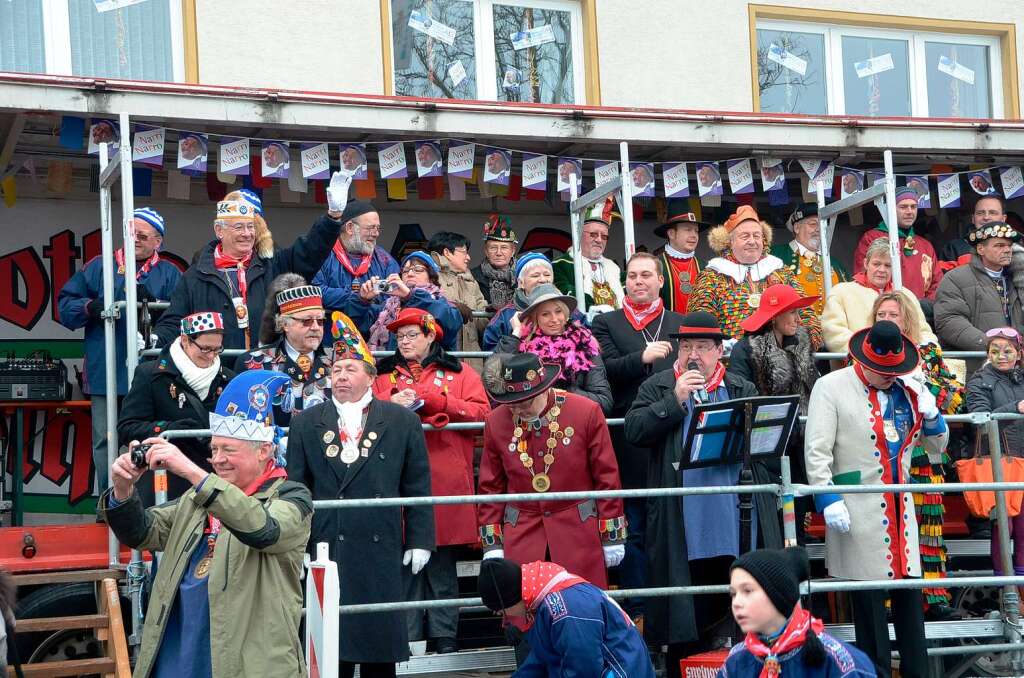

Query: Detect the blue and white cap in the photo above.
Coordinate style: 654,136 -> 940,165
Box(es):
133,207 -> 165,236
237,188 -> 264,216
209,370 -> 291,442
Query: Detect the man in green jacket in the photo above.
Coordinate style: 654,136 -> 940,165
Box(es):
101,370 -> 312,678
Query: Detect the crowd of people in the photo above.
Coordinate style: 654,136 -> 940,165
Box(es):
56,167 -> 1024,677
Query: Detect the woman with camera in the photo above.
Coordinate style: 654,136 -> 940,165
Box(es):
118,311 -> 234,505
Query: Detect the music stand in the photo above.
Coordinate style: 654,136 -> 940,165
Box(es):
679,394 -> 800,554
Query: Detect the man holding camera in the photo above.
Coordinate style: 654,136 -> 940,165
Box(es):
101,370 -> 312,678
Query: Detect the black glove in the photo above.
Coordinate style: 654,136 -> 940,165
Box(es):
86,299 -> 104,321
453,301 -> 473,324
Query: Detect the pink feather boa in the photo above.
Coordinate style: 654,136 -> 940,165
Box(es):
520,321 -> 600,380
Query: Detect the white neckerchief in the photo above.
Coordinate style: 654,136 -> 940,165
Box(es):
169,337 -> 220,400
665,244 -> 695,260
333,389 -> 374,442
984,266 -> 1005,279
789,240 -> 818,259
706,255 -> 784,284
584,255 -> 607,284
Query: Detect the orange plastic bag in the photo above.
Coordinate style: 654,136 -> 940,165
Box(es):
955,455 -> 1024,519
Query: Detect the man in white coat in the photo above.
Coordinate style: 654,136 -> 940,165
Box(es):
805,320 -> 948,678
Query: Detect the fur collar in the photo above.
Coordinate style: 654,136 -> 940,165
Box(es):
706,255 -> 784,283
747,328 -> 818,413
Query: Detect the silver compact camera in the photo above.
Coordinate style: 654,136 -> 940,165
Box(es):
376,280 -> 392,294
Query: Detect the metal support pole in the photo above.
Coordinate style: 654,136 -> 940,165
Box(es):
619,141 -> 636,260
568,174 -> 587,315
815,180 -> 835,300
882,150 -> 903,291
987,418 -> 1023,669
780,455 -> 798,547
98,143 -> 119,568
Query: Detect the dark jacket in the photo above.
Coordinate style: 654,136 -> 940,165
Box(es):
286,398 -> 435,664
117,345 -> 234,504
58,256 -> 181,395
934,250 -> 1024,350
155,215 -> 341,349
966,362 -> 1024,458
494,334 -> 614,414
727,327 -> 819,414
624,369 -> 781,646
591,307 -> 686,488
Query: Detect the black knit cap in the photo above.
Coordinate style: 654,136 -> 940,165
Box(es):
478,558 -> 522,612
340,199 -> 377,223
731,547 -> 810,616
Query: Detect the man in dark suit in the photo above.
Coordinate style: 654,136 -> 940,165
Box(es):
286,313 -> 435,678
591,252 -> 685,619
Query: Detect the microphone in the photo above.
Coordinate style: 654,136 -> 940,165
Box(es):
687,360 -> 709,403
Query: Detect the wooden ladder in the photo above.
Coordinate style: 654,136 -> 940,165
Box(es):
8,578 -> 131,678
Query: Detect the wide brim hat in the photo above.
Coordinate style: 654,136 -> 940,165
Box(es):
386,307 -> 443,340
669,310 -> 725,340
967,221 -> 1020,246
848,320 -> 919,376
517,283 -> 578,322
740,284 -> 818,333
487,353 -> 562,404
654,202 -> 709,239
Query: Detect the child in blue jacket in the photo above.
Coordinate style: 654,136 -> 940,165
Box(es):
478,558 -> 655,678
721,547 -> 876,677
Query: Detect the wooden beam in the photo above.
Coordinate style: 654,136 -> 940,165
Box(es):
7,658 -> 116,677
11,568 -> 124,587
0,112 -> 25,172
101,578 -> 132,678
14,614 -> 107,633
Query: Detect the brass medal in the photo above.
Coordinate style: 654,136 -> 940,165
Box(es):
883,421 -> 900,443
532,473 -> 551,493
194,555 -> 212,579
325,444 -> 339,458
747,293 -> 761,309
322,430 -> 336,444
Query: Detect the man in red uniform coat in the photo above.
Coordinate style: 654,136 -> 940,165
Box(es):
656,199 -> 707,313
478,352 -> 627,589
853,185 -> 943,303
371,308 -> 489,654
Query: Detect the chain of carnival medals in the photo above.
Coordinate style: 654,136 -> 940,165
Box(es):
509,390 -> 575,493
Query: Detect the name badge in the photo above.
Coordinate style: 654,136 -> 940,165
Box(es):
231,296 -> 249,329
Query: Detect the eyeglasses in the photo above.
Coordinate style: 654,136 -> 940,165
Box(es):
395,330 -> 424,342
404,265 -> 429,275
190,341 -> 224,355
289,316 -> 324,328
360,224 -> 382,234
679,343 -> 718,355
134,232 -> 160,243
215,221 -> 257,234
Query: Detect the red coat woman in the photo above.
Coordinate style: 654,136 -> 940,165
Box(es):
371,307 -> 489,650
477,353 -> 627,588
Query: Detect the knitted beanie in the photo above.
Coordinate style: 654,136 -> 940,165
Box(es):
730,546 -> 810,616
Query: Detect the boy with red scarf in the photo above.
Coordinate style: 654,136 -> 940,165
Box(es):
478,558 -> 655,677
722,547 -> 875,678
592,252 -> 685,618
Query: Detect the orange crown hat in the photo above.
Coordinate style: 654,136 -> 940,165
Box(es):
723,205 -> 762,232
330,311 -> 375,366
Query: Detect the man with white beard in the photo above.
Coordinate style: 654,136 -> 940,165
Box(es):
770,202 -> 846,316
314,200 -> 399,325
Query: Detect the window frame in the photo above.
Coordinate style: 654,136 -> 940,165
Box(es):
750,5 -> 1016,119
35,0 -> 187,82
385,0 -> 587,105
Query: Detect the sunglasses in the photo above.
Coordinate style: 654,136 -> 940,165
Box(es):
289,316 -> 324,328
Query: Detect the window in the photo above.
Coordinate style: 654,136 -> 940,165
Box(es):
755,18 -> 1005,119
0,0 -> 185,82
388,0 -> 585,104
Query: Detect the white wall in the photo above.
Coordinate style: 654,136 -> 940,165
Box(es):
196,1 -> 385,93
595,0 -> 1024,115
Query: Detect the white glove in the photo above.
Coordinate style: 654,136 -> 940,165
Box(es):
482,549 -> 504,560
586,305 -> 614,323
823,501 -> 851,534
403,548 -> 431,575
603,544 -> 625,568
722,337 -> 738,356
136,332 -> 146,353
326,171 -> 353,214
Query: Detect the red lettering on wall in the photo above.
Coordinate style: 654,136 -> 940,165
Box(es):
43,230 -> 80,323
0,248 -> 50,330
39,410 -> 94,505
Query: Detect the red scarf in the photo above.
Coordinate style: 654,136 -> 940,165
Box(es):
332,241 -> 373,277
743,604 -> 824,678
853,272 -> 892,293
622,296 -> 664,331
115,248 -> 159,281
673,359 -> 727,393
214,244 -> 253,302
242,459 -> 288,496
510,561 -> 587,631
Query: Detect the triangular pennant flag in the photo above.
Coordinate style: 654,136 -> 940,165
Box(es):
250,156 -> 272,188
313,179 -> 327,205
279,181 -> 301,204
503,174 -> 522,201
167,170 -> 191,200
417,176 -> 442,200
448,174 -> 467,201
59,116 -> 85,151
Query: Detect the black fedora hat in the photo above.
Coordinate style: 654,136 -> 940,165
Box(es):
848,320 -> 919,376
486,353 -> 562,404
655,198 -> 708,239
669,310 -> 725,340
